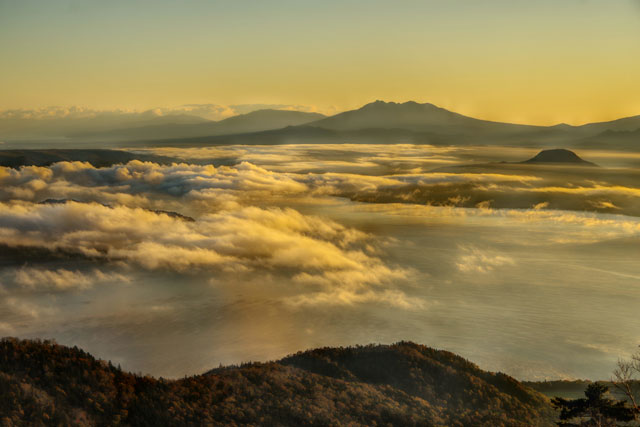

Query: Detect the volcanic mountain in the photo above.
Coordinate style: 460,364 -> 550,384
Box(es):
521,149 -> 597,166
308,100 -> 541,135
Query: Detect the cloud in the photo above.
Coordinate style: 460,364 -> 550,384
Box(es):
5,156 -> 640,230
321,172 -> 640,217
357,202 -> 640,246
229,103 -> 339,117
0,200 -> 410,306
129,144 -> 640,216
0,106 -> 137,120
456,246 -> 515,274
3,156 -> 640,241
286,288 -> 424,309
11,268 -> 129,291
150,104 -> 236,120
134,144 -> 461,174
0,161 -> 309,214
589,200 -> 620,210
140,103 -> 338,120
0,297 -> 47,322
0,322 -> 13,335
2,152 -> 640,307
0,103 -> 337,122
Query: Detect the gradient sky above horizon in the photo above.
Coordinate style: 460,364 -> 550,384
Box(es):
1,0 -> 640,125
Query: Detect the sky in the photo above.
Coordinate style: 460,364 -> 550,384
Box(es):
1,0 -> 640,125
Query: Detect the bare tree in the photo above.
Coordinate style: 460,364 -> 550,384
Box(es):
611,345 -> 640,420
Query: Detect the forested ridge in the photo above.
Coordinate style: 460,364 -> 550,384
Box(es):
0,338 -> 556,426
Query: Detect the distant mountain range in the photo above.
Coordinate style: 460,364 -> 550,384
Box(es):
0,111 -> 209,139
68,109 -> 326,141
2,101 -> 639,150
134,101 -> 640,149
0,149 -> 174,168
302,101 -> 640,148
0,338 -> 556,426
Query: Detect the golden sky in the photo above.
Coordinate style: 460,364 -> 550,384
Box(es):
1,0 -> 640,125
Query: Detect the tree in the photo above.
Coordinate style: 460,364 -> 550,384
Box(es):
552,383 -> 636,426
612,345 -> 640,418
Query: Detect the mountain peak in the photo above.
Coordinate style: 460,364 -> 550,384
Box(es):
360,100 -> 439,110
310,100 -> 475,133
550,123 -> 574,129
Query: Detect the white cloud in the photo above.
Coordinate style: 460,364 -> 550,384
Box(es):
0,200 -> 410,306
286,288 -> 424,309
12,268 -> 129,291
0,103 -> 336,122
1,152 -> 639,307
456,246 -> 515,274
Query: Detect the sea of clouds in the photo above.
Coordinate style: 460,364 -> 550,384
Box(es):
2,144 -> 640,379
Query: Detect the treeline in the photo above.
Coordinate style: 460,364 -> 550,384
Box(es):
0,338 -> 557,426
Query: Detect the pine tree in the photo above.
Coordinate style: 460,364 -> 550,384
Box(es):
552,383 -> 636,426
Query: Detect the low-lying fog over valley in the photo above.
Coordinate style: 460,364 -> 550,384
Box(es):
2,140 -> 639,381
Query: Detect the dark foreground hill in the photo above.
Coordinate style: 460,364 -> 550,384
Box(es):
0,338 -> 555,426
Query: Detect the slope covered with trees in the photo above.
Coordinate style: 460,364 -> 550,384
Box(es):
0,338 -> 556,426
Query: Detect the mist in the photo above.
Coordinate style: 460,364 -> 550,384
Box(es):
1,143 -> 638,381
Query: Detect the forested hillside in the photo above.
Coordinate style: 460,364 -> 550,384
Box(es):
0,338 -> 556,426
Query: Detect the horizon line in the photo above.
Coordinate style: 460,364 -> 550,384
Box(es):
1,99 -> 639,128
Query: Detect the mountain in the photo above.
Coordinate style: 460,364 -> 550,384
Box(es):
0,338 -> 556,426
204,109 -> 325,135
71,109 -> 326,141
5,101 -> 640,149
37,199 -> 196,222
120,125 -> 452,148
0,111 -> 209,139
597,128 -> 640,139
522,149 -> 597,166
0,149 -> 176,168
310,100 -> 640,135
308,100 -> 543,135
576,127 -> 640,151
575,115 -> 640,134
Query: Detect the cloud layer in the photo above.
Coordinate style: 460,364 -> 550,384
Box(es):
2,144 -> 640,381
1,145 -> 640,309
0,199 -> 411,307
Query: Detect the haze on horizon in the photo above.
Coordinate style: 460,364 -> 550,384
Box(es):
2,0 -> 640,126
